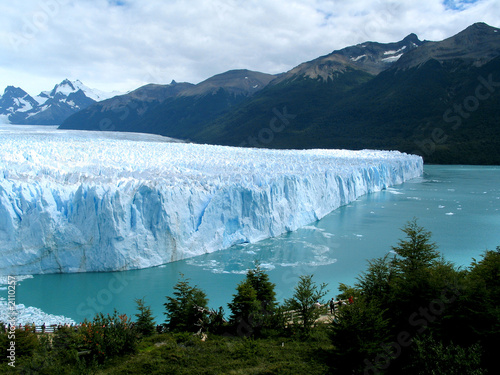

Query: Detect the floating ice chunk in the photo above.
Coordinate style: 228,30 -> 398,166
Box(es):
387,188 -> 404,195
0,299 -> 75,326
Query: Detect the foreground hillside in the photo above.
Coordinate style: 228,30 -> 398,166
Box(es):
1,221 -> 499,374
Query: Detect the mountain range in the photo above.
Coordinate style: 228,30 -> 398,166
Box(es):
59,22 -> 500,164
0,79 -> 119,125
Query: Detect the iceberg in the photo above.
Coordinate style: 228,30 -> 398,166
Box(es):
0,127 -> 423,275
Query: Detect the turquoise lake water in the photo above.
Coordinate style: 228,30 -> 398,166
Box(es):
9,165 -> 500,323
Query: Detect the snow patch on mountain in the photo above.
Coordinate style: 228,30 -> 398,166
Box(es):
384,46 -> 407,55
351,54 -> 367,62
13,98 -> 34,112
0,128 -> 423,275
382,53 -> 404,62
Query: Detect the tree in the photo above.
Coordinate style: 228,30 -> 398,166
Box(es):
387,219 -> 445,328
331,220 -> 461,373
355,254 -> 394,303
391,218 -> 439,276
228,279 -> 261,336
245,263 -> 277,313
331,296 -> 391,374
284,274 -> 328,334
164,274 -> 209,332
228,263 -> 278,336
134,297 -> 156,337
462,247 -> 500,370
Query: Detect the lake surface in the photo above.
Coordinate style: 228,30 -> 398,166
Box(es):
6,165 -> 500,323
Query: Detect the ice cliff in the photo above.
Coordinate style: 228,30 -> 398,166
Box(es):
0,128 -> 423,275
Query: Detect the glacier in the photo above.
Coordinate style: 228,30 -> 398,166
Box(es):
0,127 -> 423,275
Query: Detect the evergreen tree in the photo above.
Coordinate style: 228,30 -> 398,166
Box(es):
390,218 -> 439,275
228,279 -> 261,336
245,263 -> 276,313
462,247 -> 500,370
331,296 -> 391,374
164,274 -> 209,332
284,274 -> 328,334
387,219 -> 444,325
331,220 -> 468,373
228,263 -> 278,336
134,297 -> 156,337
355,254 -> 394,303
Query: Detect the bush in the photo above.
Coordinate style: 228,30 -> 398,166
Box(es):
405,335 -> 485,375
0,328 -> 39,361
80,310 -> 137,363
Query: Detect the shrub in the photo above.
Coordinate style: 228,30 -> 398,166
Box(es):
80,310 -> 137,363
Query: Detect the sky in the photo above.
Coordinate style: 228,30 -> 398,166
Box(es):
0,0 -> 499,96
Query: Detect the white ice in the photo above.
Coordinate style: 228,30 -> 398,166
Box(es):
0,126 -> 423,275
0,299 -> 76,326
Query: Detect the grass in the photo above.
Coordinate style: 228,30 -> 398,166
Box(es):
97,330 -> 333,375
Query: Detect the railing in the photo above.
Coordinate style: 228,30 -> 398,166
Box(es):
2,324 -> 79,334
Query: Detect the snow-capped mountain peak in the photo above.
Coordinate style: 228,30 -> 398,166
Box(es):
47,79 -> 119,101
0,79 -> 119,125
50,79 -> 78,97
0,86 -> 40,124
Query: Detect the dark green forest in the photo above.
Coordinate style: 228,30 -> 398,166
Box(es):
196,58 -> 500,165
2,220 -> 499,374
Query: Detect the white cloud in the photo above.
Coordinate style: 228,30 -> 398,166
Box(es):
0,0 -> 498,96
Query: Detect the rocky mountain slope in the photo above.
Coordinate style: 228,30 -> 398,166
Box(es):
58,70 -> 276,137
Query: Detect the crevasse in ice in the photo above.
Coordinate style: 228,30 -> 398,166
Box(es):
0,129 -> 423,275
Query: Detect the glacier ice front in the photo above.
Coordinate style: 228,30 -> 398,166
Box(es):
0,128 -> 423,275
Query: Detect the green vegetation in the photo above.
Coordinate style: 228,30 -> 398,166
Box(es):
164,274 -> 209,333
134,298 -> 156,337
1,220 -> 499,374
284,274 -> 328,335
228,262 -> 281,337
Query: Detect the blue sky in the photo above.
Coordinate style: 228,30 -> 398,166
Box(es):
0,0 -> 498,95
443,0 -> 479,10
